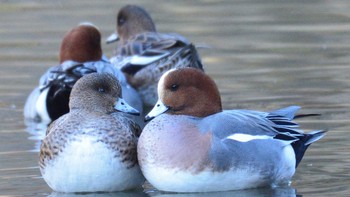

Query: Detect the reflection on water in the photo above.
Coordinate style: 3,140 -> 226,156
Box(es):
25,120 -> 47,152
44,186 -> 299,197
1,0 -> 350,196
48,191 -> 147,197
146,186 -> 299,197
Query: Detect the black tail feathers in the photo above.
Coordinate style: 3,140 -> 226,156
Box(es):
292,130 -> 327,168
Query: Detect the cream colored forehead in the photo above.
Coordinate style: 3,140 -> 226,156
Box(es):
157,69 -> 176,99
78,22 -> 99,30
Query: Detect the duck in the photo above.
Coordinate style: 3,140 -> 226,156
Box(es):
39,73 -> 145,192
138,67 -> 326,192
106,5 -> 203,107
24,22 -> 142,124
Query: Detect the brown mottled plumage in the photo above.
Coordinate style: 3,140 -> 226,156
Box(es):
39,73 -> 144,193
108,5 -> 204,107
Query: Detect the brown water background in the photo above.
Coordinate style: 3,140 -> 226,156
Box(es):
0,0 -> 349,196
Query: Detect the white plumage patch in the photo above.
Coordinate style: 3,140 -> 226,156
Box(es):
36,88 -> 51,123
226,133 -> 272,142
157,68 -> 176,99
41,135 -> 143,192
129,52 -> 169,66
142,165 -> 266,192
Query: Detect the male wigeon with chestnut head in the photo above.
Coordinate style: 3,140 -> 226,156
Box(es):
39,73 -> 144,192
24,22 -> 142,124
107,5 -> 203,108
138,67 -> 326,192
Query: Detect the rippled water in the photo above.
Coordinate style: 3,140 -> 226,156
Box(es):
1,0 -> 349,196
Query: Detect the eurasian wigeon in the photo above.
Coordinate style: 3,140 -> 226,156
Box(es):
39,73 -> 144,192
107,5 -> 203,107
24,22 -> 142,124
138,68 -> 326,192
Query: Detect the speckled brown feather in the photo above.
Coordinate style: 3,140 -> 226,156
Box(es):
39,111 -> 140,169
39,73 -> 141,170
111,5 -> 204,106
117,32 -> 182,57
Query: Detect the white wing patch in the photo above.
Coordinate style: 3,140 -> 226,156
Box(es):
129,52 -> 169,66
226,133 -> 272,142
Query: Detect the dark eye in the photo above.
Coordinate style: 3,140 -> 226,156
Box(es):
98,87 -> 105,93
170,84 -> 179,91
118,16 -> 126,26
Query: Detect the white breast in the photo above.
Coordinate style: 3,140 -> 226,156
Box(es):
142,164 -> 267,192
41,135 -> 143,192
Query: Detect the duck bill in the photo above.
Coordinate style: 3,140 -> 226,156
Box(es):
114,98 -> 140,116
145,99 -> 169,121
106,32 -> 119,44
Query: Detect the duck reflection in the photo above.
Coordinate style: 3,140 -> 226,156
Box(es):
145,186 -> 300,197
48,190 -> 147,197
